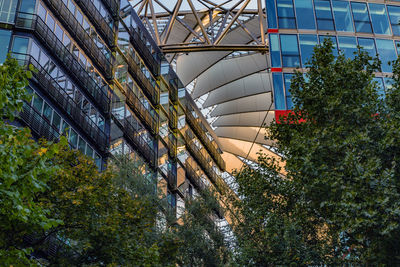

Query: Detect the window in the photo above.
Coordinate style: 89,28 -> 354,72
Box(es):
69,129 -> 78,148
78,136 -> 86,153
375,39 -> 396,72
369,4 -> 391,35
338,36 -> 357,59
32,93 -> 44,112
52,112 -> 61,131
284,74 -> 294,109
357,38 -> 376,58
277,0 -> 296,29
332,0 -> 354,32
266,0 -> 278,28
269,34 -> 281,67
0,29 -> 11,63
43,103 -> 53,122
387,5 -> 400,36
295,0 -> 315,30
0,0 -> 18,23
351,2 -> 372,33
373,77 -> 385,99
11,36 -> 29,58
319,35 -> 338,57
314,0 -> 335,31
299,34 -> 318,67
273,73 -> 285,110
280,34 -> 300,67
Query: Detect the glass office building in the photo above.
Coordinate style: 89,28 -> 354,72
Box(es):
0,0 -> 232,222
266,0 -> 400,119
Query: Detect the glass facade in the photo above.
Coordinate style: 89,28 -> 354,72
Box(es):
266,0 -> 400,114
0,0 -> 229,221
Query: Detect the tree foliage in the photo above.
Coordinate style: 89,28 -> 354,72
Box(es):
0,55 -> 63,265
234,40 -> 400,265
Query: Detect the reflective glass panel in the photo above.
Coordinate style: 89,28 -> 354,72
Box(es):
295,0 -> 315,29
332,0 -> 354,32
319,35 -> 338,57
284,73 -> 295,109
266,0 -> 278,28
299,34 -> 318,66
351,2 -> 372,33
375,39 -> 396,72
369,4 -> 391,35
387,5 -> 400,36
357,38 -> 376,57
280,34 -> 300,67
277,0 -> 296,29
338,36 -> 357,59
373,77 -> 385,99
0,29 -> 11,63
269,34 -> 281,67
314,0 -> 335,30
273,73 -> 285,110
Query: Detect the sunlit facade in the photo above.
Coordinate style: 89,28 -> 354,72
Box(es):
0,0 -> 233,235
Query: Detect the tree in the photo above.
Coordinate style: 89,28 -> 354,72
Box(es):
36,150 -> 178,266
0,55 -> 63,265
174,189 -> 233,267
234,39 -> 400,265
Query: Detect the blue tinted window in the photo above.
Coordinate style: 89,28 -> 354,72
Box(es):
375,39 -> 396,73
266,0 -> 278,28
351,2 -> 373,33
280,34 -> 300,67
373,77 -> 385,99
384,77 -> 394,91
357,38 -> 377,58
11,36 -> 29,60
332,0 -> 354,32
314,0 -> 335,31
269,34 -> 281,67
0,29 -> 11,63
319,35 -> 338,57
369,4 -> 391,35
338,36 -> 357,59
0,0 -> 18,23
299,34 -> 318,66
396,41 -> 400,56
273,73 -> 285,110
387,6 -> 400,36
277,0 -> 296,29
284,73 -> 295,109
295,0 -> 316,30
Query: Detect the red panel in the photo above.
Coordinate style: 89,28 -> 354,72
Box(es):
271,67 -> 282,72
268,29 -> 279,33
275,110 -> 306,124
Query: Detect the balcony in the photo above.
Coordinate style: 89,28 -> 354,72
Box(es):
186,110 -> 226,170
169,78 -> 179,103
184,161 -> 207,192
16,54 -> 108,152
129,26 -> 160,77
117,82 -> 158,135
15,12 -> 111,115
122,51 -> 159,106
167,133 -> 177,158
74,0 -> 115,47
101,0 -> 119,18
42,0 -> 113,79
169,105 -> 177,129
111,114 -> 156,168
19,103 -> 60,142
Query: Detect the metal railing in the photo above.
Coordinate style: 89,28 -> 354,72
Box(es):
129,26 -> 160,77
15,12 -> 111,115
123,51 -> 159,106
19,103 -> 60,142
186,110 -> 226,170
118,82 -> 158,135
16,54 -> 108,152
167,133 -> 177,158
169,105 -> 177,129
111,114 -> 156,168
101,0 -> 119,18
42,0 -> 113,79
184,161 -> 207,192
169,78 -> 179,103
74,0 -> 115,47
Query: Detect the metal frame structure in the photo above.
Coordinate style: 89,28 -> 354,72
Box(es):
131,0 -> 267,53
